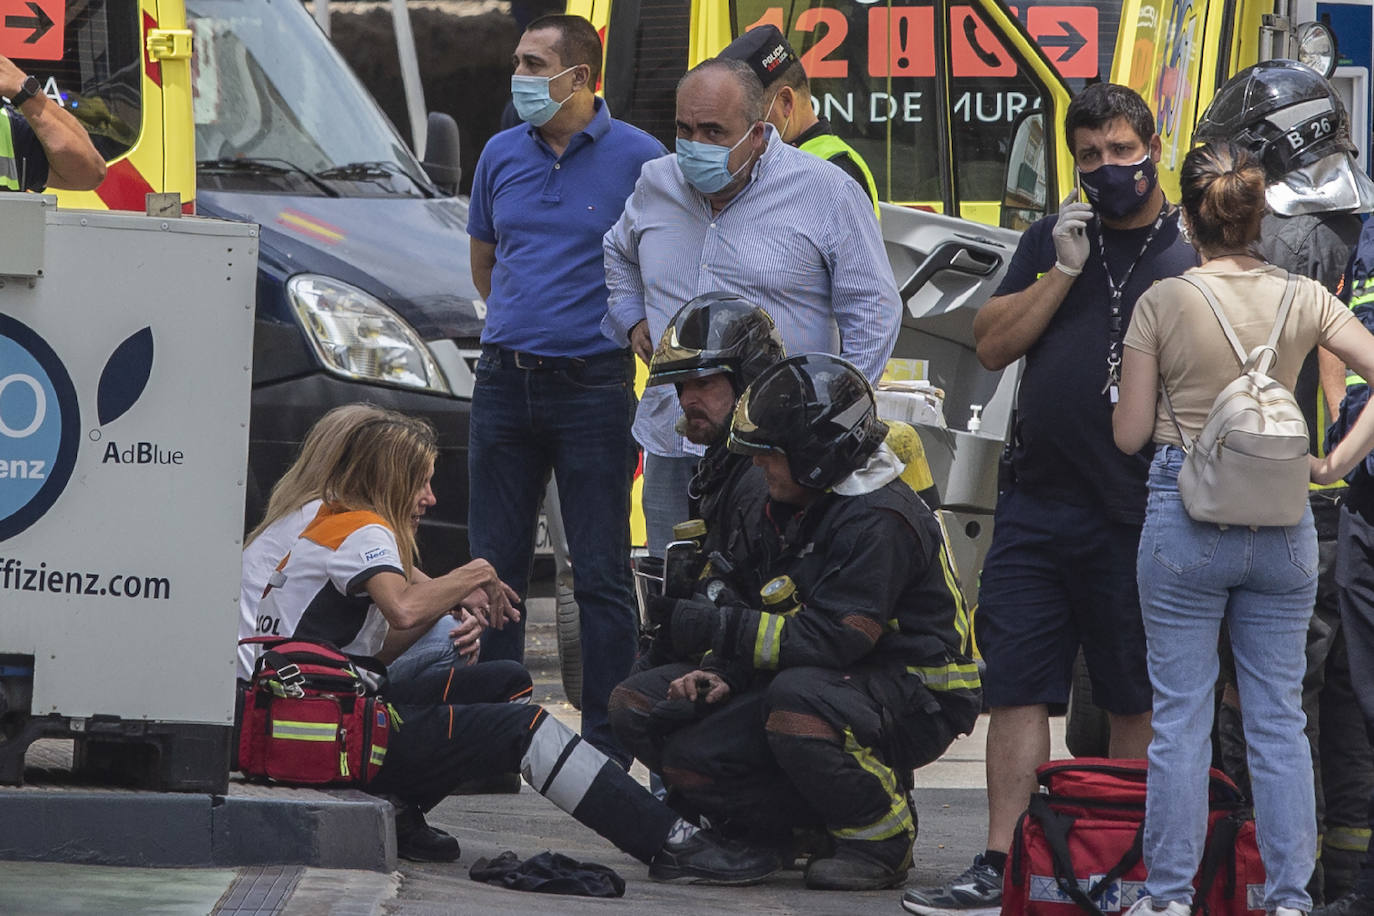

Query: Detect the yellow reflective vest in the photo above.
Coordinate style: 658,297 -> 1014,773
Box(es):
798,131 -> 879,217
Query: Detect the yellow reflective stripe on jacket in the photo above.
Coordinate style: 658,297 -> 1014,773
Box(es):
270,720 -> 338,742
752,612 -> 785,669
1350,280 -> 1374,309
798,132 -> 880,217
938,543 -> 972,654
1349,368 -> 1368,386
1326,825 -> 1371,853
907,661 -> 981,692
370,745 -> 387,767
0,114 -> 18,191
832,728 -> 913,842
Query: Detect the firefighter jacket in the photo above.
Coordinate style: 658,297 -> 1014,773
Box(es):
689,441 -> 768,562
699,476 -> 981,729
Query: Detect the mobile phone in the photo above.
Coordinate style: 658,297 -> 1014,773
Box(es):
1073,170 -> 1088,233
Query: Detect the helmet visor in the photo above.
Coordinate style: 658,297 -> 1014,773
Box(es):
646,363 -> 731,387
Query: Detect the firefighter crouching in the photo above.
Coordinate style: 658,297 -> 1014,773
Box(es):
609,353 -> 981,891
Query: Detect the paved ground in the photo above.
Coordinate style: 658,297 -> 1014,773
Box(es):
0,600 -> 1071,914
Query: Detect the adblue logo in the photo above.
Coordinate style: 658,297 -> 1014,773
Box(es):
1,319 -> 154,542
0,314 -> 79,540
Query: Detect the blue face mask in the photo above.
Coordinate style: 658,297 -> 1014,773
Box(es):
675,129 -> 755,195
510,65 -> 579,127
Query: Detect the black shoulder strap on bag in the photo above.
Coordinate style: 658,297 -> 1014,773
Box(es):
1161,272 -> 1300,450
1026,794 -> 1144,915
1193,809 -> 1244,916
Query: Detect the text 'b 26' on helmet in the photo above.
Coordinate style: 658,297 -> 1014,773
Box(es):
1194,60 -> 1355,180
646,293 -> 787,393
1194,59 -> 1374,214
728,353 -> 888,491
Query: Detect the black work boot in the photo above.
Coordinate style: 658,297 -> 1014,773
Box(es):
649,824 -> 782,886
394,805 -> 461,863
804,834 -> 912,891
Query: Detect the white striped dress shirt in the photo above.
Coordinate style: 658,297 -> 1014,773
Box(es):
602,129 -> 902,459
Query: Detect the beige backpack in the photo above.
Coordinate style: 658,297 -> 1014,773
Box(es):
1161,272 -> 1310,527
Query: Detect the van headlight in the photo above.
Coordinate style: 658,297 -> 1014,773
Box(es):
287,274 -> 450,394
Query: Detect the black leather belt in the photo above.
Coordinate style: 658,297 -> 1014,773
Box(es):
485,345 -> 625,370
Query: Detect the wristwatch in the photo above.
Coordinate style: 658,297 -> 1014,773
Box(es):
10,75 -> 40,108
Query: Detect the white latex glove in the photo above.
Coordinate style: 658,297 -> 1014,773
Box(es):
1052,191 -> 1093,275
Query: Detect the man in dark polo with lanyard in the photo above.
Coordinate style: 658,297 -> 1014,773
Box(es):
716,26 -> 879,214
902,83 -> 1197,916
466,13 -> 665,764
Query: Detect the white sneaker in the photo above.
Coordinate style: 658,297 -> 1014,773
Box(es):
1124,898 -> 1191,916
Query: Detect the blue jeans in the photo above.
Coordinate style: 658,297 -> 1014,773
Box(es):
468,347 -> 640,763
1138,446 -> 1317,912
642,453 -> 698,557
385,614 -> 460,683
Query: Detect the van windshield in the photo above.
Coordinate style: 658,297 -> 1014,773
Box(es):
188,0 -> 431,197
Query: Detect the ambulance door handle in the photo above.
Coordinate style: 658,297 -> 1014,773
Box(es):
900,240 -> 1002,301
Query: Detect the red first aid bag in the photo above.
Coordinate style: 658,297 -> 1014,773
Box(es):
1003,758 -> 1266,915
236,637 -> 392,787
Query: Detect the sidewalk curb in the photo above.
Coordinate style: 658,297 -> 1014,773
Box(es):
0,785 -> 395,871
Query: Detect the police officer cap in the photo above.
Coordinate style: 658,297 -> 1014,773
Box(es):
718,25 -> 799,88
1194,59 -> 1355,181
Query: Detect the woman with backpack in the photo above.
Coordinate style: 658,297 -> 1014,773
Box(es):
1113,141 -> 1374,916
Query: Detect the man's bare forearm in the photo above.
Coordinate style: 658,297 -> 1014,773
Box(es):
973,267 -> 1076,370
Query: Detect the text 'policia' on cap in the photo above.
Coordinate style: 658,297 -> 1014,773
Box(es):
718,25 -> 799,87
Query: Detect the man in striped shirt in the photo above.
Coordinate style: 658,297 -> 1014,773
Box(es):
602,57 -> 901,556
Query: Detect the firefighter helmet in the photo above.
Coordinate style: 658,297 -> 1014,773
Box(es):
646,293 -> 786,393
1194,59 -> 1355,181
728,353 -> 887,490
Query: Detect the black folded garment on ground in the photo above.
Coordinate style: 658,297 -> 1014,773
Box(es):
468,850 -> 626,898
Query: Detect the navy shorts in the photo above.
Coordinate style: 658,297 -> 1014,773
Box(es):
975,487 -> 1152,715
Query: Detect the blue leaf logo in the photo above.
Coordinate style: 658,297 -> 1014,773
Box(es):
97,327 -> 154,426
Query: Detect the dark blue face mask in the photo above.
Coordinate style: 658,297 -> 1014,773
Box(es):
1079,155 -> 1158,221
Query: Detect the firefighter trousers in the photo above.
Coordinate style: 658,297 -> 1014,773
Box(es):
610,663 -> 955,865
369,660 -> 678,863
1333,503 -> 1374,898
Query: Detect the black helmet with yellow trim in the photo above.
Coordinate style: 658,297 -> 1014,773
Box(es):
728,353 -> 887,490
646,293 -> 786,394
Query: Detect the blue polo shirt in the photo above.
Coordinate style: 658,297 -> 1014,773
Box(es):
467,98 -> 665,357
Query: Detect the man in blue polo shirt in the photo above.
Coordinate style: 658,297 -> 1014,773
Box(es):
466,13 -> 665,763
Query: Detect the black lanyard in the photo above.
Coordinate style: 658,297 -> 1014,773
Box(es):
1094,200 -> 1172,401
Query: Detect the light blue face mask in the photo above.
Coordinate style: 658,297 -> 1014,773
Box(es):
510,65 -> 579,127
675,128 -> 755,194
